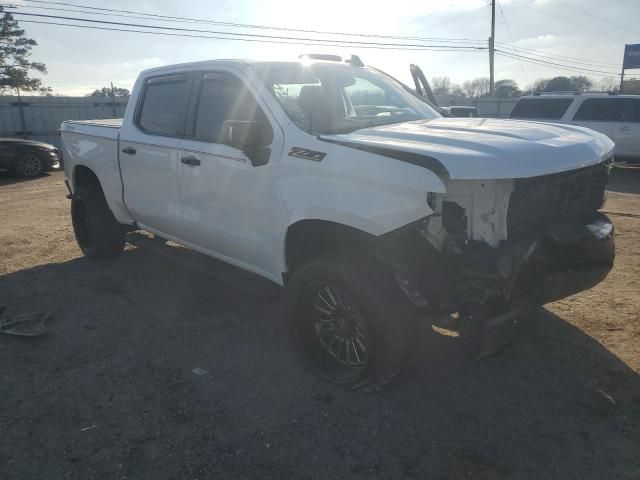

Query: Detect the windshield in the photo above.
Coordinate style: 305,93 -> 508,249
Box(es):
252,62 -> 440,135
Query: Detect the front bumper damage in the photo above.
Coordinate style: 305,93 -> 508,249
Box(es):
376,212 -> 615,356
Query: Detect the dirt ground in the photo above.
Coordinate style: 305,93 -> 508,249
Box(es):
0,169 -> 638,479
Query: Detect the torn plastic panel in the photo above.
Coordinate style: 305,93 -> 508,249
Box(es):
376,209 -> 614,316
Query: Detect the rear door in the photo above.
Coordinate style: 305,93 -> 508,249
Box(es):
175,70 -> 284,278
119,73 -> 193,236
570,98 -> 617,139
614,97 -> 640,159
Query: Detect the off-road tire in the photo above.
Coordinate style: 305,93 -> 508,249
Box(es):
285,253 -> 414,392
71,184 -> 125,259
12,151 -> 45,177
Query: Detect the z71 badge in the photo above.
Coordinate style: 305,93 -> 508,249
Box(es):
288,147 -> 326,162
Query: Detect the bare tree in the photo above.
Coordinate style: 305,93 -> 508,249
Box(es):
463,77 -> 490,98
599,76 -> 620,93
431,76 -> 451,95
451,83 -> 466,98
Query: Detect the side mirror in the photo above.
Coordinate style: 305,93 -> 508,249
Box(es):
222,120 -> 272,150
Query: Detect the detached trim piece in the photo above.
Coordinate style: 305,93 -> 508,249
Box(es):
288,147 -> 326,162
318,137 -> 448,176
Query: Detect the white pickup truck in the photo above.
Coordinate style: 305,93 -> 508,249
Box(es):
61,56 -> 615,390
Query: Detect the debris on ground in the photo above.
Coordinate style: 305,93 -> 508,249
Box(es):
0,310 -> 50,337
191,367 -> 207,376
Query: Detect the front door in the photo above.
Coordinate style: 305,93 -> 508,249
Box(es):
119,73 -> 193,236
176,71 -> 283,279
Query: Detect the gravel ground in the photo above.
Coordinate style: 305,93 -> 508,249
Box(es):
0,169 -> 639,479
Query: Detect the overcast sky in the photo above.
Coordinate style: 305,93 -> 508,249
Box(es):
9,0 -> 640,96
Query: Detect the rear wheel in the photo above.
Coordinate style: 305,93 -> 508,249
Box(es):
13,151 -> 44,177
71,185 -> 125,259
285,254 -> 413,391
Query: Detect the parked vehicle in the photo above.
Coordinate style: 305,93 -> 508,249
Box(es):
0,138 -> 61,177
509,92 -> 640,163
61,57 -> 615,390
408,64 -> 478,118
441,105 -> 478,117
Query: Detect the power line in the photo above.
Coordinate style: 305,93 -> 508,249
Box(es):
18,19 -> 488,53
10,11 -> 489,50
414,7 -> 483,34
495,50 -> 621,76
9,1 -> 624,80
14,0 -> 488,45
21,17 -> 620,79
495,43 -> 621,68
8,2 -> 622,69
496,0 -> 529,86
553,0 -> 640,36
510,0 -> 632,42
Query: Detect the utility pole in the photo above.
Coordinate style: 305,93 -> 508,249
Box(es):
489,0 -> 496,97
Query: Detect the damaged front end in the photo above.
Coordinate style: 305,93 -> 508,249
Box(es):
376,161 -> 614,355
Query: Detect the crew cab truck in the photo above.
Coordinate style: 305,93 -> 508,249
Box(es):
61,57 -> 615,391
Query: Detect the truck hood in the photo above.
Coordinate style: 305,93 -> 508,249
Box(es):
320,118 -> 614,180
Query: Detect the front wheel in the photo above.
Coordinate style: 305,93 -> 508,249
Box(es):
71,185 -> 125,259
285,254 -> 413,391
13,151 -> 44,177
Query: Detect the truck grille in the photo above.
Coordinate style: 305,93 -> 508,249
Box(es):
507,162 -> 609,240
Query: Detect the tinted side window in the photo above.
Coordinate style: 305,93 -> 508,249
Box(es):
137,75 -> 191,136
193,74 -> 268,143
573,98 -> 620,122
510,98 -> 573,119
620,98 -> 640,122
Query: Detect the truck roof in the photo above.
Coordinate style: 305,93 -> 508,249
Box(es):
138,57 -> 361,77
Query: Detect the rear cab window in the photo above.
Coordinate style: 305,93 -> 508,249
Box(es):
509,98 -> 573,120
136,74 -> 192,136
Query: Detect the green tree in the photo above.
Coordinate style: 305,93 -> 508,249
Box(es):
0,6 -> 50,94
526,76 -> 594,94
494,79 -> 521,98
89,86 -> 130,97
568,75 -> 592,92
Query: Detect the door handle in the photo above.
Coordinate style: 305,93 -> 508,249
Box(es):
121,146 -> 136,155
619,126 -> 631,132
181,156 -> 201,166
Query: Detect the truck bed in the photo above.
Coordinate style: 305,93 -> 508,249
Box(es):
61,118 -> 122,140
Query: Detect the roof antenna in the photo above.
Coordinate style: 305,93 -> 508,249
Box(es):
346,55 -> 364,67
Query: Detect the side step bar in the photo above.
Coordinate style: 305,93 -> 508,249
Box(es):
125,232 -> 282,299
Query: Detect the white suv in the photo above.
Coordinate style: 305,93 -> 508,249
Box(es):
509,93 -> 640,163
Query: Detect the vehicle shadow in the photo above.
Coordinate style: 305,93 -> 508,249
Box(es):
0,249 -> 638,479
608,166 -> 640,194
0,170 -> 52,186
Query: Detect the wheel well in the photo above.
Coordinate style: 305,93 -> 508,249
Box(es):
73,165 -> 101,191
284,220 -> 374,275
